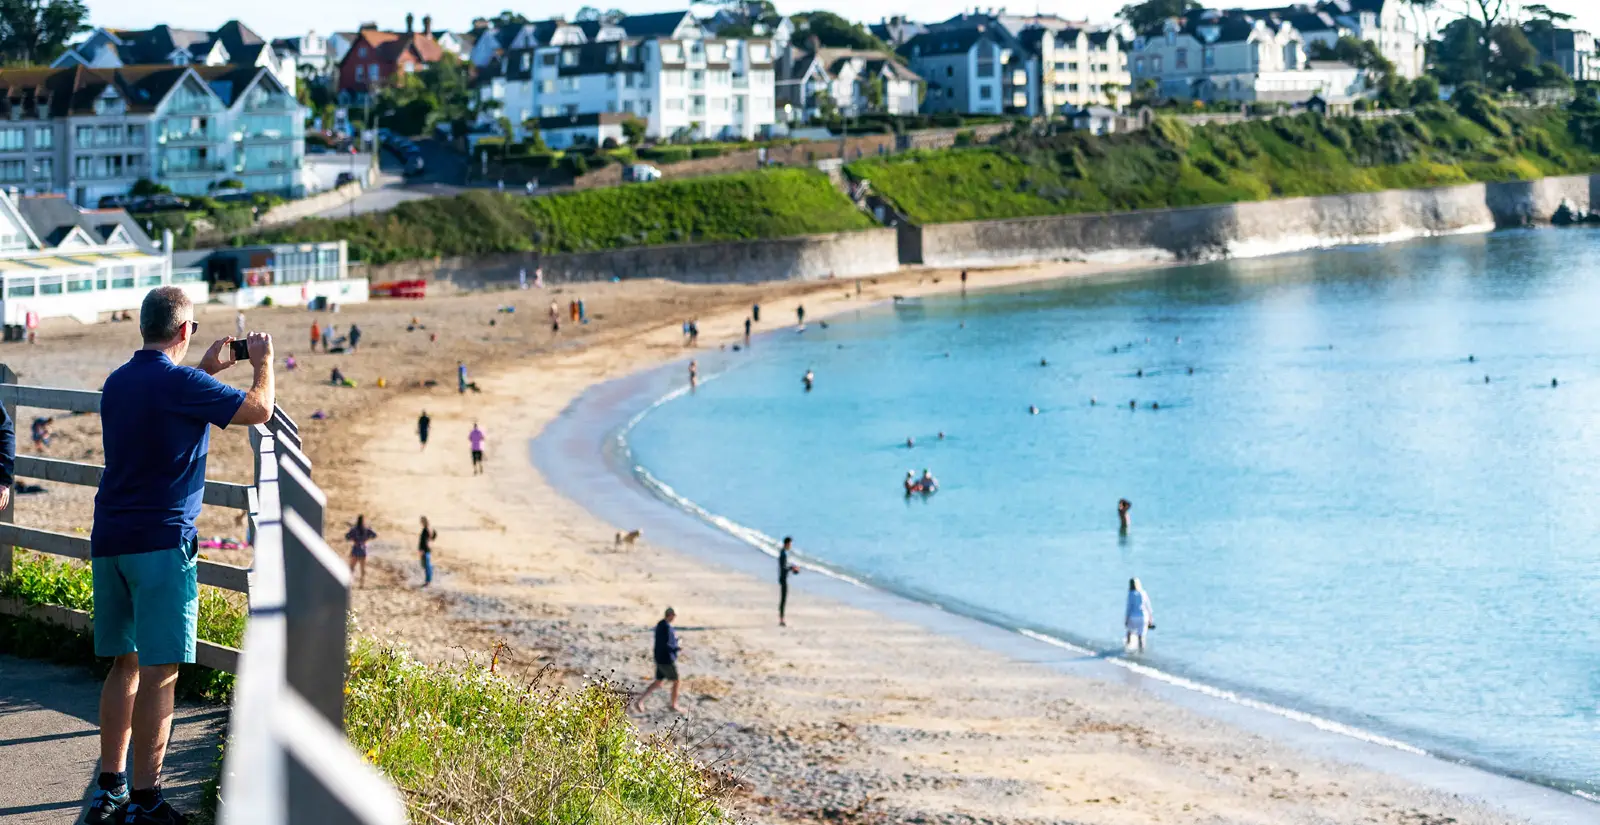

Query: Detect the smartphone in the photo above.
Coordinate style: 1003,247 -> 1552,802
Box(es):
229,338 -> 250,361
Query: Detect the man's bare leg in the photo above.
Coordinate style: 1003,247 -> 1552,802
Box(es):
632,679 -> 662,712
131,664 -> 179,791
99,654 -> 139,775
668,679 -> 682,713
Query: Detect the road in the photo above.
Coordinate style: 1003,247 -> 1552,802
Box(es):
312,137 -> 476,220
0,655 -> 226,824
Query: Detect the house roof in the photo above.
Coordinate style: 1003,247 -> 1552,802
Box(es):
346,27 -> 445,66
13,195 -> 157,254
0,65 -> 196,118
798,48 -> 920,82
617,11 -> 698,38
193,63 -> 277,105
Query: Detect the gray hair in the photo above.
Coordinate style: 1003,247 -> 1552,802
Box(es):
140,286 -> 193,344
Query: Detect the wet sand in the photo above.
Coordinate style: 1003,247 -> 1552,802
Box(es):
4,263 -> 1550,825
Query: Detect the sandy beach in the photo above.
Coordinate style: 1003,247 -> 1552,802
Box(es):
5,263 -> 1538,825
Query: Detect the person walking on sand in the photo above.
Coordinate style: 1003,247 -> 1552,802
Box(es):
632,607 -> 683,713
322,321 -> 333,352
778,537 -> 801,627
1118,498 -> 1132,532
468,422 -> 486,475
1125,578 -> 1153,652
309,320 -> 320,352
744,317 -> 751,344
796,304 -> 806,327
418,516 -> 437,587
570,300 -> 579,323
457,361 -> 468,394
417,410 -> 431,451
549,301 -> 561,333
89,289 -> 274,825
345,516 -> 376,588
348,324 -> 362,352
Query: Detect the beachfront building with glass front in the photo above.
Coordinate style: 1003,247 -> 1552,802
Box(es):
0,188 -> 204,324
0,64 -> 304,206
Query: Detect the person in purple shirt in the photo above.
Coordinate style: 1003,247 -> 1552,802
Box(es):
87,287 -> 275,825
631,607 -> 683,714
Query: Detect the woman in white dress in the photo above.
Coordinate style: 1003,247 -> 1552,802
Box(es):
1125,578 -> 1153,651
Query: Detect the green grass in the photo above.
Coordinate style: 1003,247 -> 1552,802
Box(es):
0,551 -> 244,701
849,105 -> 1600,224
347,640 -> 729,824
253,168 -> 876,265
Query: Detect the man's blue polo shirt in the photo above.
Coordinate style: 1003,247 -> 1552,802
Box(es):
92,350 -> 247,558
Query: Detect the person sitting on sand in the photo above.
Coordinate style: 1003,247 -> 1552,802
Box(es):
1125,578 -> 1153,652
284,354 -> 297,371
330,367 -> 346,387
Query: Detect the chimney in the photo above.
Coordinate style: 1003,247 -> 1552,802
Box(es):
807,34 -> 821,52
406,13 -> 415,33
423,15 -> 433,36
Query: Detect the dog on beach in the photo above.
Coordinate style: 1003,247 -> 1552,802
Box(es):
615,529 -> 643,547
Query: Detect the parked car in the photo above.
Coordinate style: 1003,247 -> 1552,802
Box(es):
623,163 -> 662,183
97,195 -> 131,209
403,154 -> 426,177
126,194 -> 188,213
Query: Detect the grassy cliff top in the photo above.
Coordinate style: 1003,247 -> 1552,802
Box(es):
254,169 -> 877,265
848,103 -> 1600,224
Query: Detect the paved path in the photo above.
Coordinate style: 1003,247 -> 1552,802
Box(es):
0,655 -> 227,825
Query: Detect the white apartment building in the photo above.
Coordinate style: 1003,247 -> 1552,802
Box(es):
1130,10 -> 1365,104
1022,27 -> 1131,113
476,12 -> 777,142
0,65 -> 305,206
902,24 -> 1036,115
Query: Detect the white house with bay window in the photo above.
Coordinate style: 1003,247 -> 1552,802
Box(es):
1129,9 -> 1365,104
0,188 -> 204,325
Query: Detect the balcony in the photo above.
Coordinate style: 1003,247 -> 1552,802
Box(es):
160,160 -> 227,176
160,130 -> 219,146
733,74 -> 749,89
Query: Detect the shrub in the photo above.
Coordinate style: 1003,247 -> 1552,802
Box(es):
212,178 -> 245,191
561,153 -> 589,176
954,130 -> 975,147
690,145 -> 725,159
639,146 -> 691,164
131,178 -> 172,196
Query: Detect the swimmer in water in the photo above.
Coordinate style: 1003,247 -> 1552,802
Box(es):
904,471 -> 918,495
1118,499 -> 1132,531
906,437 -> 915,448
1151,401 -> 1159,410
1468,355 -> 1476,363
803,370 -> 815,391
688,360 -> 698,389
1136,368 -> 1143,378
1187,366 -> 1194,375
1175,336 -> 1181,344
1029,405 -> 1039,415
919,469 -> 938,493
1090,397 -> 1097,406
1040,357 -> 1048,367
1129,400 -> 1137,410
1552,378 -> 1559,388
1485,375 -> 1491,384
938,431 -> 945,440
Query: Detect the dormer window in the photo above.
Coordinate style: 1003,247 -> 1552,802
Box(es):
520,53 -> 531,70
561,49 -> 578,67
94,90 -> 124,116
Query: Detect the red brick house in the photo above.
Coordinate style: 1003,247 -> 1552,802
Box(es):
336,14 -> 445,103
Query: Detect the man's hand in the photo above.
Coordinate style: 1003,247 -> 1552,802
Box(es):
199,337 -> 236,375
0,485 -> 11,510
246,332 -> 273,367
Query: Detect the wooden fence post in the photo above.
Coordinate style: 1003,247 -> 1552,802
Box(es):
278,456 -> 324,537
282,508 -> 349,730
0,364 -> 15,578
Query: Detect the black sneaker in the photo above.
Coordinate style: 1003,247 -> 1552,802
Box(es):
124,801 -> 188,825
83,785 -> 128,825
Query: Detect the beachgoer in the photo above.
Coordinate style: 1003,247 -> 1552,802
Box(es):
919,469 -> 938,493
1118,499 -> 1132,531
418,516 -> 437,587
906,436 -> 914,448
1468,354 -> 1475,363
534,267 -> 545,289
744,317 -> 752,343
468,422 -> 486,475
1485,375 -> 1491,384
752,303 -> 760,323
938,431 -> 945,440
796,305 -> 806,327
284,354 -> 297,371
519,268 -> 527,290
497,179 -> 504,192
549,301 -> 561,332
688,360 -> 698,390
235,312 -> 245,338
1125,578 -> 1154,651
348,324 -> 362,352
904,471 -> 917,495
30,416 -> 51,452
330,366 -> 345,387
578,300 -> 586,324
570,300 -> 579,323
632,607 -> 682,713
1129,400 -> 1137,410
310,321 -> 320,351
1136,368 -> 1143,378
417,411 -> 431,451
1040,357 -> 1048,367
688,320 -> 699,347
1552,378 -> 1559,388
525,180 -> 534,196
345,516 -> 376,588
90,287 -> 275,825
322,322 -> 333,352
960,270 -> 968,290
457,362 -> 468,394
779,537 -> 800,627
1029,405 -> 1038,415
802,369 -> 814,392
0,403 -> 11,515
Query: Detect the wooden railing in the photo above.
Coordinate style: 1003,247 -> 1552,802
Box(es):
0,364 -> 404,824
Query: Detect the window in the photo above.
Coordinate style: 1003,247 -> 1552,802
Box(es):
355,64 -> 365,80
562,104 -> 577,116
128,124 -> 145,144
620,44 -> 634,62
540,53 -> 556,66
1054,61 -> 1067,72
622,100 -> 633,113
711,70 -> 729,85
1067,62 -> 1079,70
539,79 -> 555,94
979,85 -> 993,100
7,280 -> 34,297
607,74 -> 617,89
0,160 -> 24,181
1176,49 -> 1187,69
561,49 -> 578,67
1134,57 -> 1145,73
559,76 -> 579,92
74,156 -> 91,176
39,275 -> 63,295
1068,83 -> 1079,92
605,46 -> 618,64
97,125 -> 120,146
521,53 -> 531,71
34,158 -> 51,182
1153,56 -> 1163,72
690,70 -> 704,89
641,99 -> 653,114
140,266 -> 162,286
67,274 -> 93,293
733,96 -> 744,114
945,66 -> 953,77
369,63 -> 379,80
0,129 -> 21,151
110,265 -> 134,288
1204,47 -> 1215,68
75,125 -> 92,146
624,73 -> 635,88
750,44 -> 769,62
540,105 -> 559,117
358,46 -> 368,57
605,99 -> 616,112
34,126 -> 51,149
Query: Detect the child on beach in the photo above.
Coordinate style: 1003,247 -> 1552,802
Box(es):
345,516 -> 377,589
468,422 -> 486,475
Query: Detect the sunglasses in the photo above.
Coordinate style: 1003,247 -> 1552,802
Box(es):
186,320 -> 199,335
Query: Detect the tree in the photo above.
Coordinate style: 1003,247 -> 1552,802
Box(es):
1133,76 -> 1159,105
620,116 -> 647,146
1118,0 -> 1199,35
1489,23 -> 1539,86
574,6 -> 602,23
1409,74 -> 1440,104
1431,17 -> 1489,85
1308,35 -> 1395,76
813,89 -> 838,121
603,9 -> 627,24
863,74 -> 885,112
496,115 -> 514,162
0,0 -> 89,65
489,11 -> 529,26
790,11 -> 891,51
1404,0 -> 1438,40
1103,82 -> 1124,109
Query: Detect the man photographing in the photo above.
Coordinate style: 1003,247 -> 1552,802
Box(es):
87,286 -> 275,825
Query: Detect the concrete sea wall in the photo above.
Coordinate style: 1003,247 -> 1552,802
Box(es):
366,228 -> 901,288
913,174 -> 1600,269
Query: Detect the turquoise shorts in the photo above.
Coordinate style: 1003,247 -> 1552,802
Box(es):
91,539 -> 200,666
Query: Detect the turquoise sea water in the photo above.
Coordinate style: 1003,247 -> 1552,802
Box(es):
625,230 -> 1600,797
